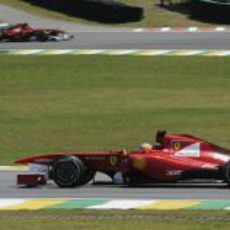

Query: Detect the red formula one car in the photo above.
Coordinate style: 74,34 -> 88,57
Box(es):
0,23 -> 73,42
15,131 -> 230,188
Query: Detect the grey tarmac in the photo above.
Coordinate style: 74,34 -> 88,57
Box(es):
1,31 -> 230,50
1,170 -> 230,199
0,4 -> 230,50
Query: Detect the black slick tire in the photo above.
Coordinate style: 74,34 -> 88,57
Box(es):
52,156 -> 86,188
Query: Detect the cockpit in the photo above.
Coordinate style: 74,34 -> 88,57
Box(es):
139,130 -> 167,152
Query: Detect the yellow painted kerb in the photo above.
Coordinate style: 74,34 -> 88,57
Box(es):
137,200 -> 201,210
1,199 -> 65,210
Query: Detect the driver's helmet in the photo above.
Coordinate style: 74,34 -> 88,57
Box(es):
140,142 -> 152,152
18,23 -> 28,29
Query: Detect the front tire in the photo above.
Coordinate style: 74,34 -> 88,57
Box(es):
52,156 -> 86,188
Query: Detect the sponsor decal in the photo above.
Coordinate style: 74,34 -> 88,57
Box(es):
84,156 -> 106,160
201,163 -> 218,169
109,156 -> 118,166
162,149 -> 170,153
132,157 -> 147,170
29,163 -> 49,178
166,170 -> 183,176
213,153 -> 230,162
35,159 -> 52,163
174,143 -> 200,157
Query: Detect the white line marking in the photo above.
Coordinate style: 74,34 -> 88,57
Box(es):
104,49 -> 140,55
188,27 -> 198,32
217,51 -> 230,56
0,166 -> 28,171
17,49 -> 45,55
0,23 -> 9,27
134,28 -> 145,32
0,199 -> 26,208
41,49 -> 75,55
160,27 -> 171,32
215,27 -> 226,32
89,200 -> 156,209
73,49 -> 107,55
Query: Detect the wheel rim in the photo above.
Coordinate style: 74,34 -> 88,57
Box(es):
54,161 -> 80,186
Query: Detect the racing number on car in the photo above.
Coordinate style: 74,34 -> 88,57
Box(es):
110,156 -> 118,166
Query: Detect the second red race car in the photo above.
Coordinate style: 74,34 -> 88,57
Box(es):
15,131 -> 230,188
0,23 -> 74,42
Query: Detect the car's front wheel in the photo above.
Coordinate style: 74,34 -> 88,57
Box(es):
52,156 -> 86,188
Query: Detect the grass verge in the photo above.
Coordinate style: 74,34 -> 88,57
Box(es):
0,210 -> 230,230
0,56 -> 230,164
0,0 -> 219,27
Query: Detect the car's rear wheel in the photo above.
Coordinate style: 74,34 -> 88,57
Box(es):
224,161 -> 230,187
52,156 -> 86,188
35,31 -> 49,42
224,162 -> 230,187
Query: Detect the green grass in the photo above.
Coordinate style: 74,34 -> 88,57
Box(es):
0,210 -> 230,230
0,56 -> 230,164
0,0 -> 219,27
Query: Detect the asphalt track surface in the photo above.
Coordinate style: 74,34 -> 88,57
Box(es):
1,32 -> 230,50
1,170 -> 230,199
0,4 -> 230,50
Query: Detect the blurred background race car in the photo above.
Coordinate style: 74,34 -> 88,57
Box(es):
0,23 -> 74,42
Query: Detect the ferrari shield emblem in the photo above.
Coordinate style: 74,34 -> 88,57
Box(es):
173,142 -> 181,151
110,156 -> 118,166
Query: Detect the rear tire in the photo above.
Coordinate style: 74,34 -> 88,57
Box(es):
35,31 -> 49,42
225,161 -> 230,187
0,31 -> 3,41
52,156 -> 86,188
